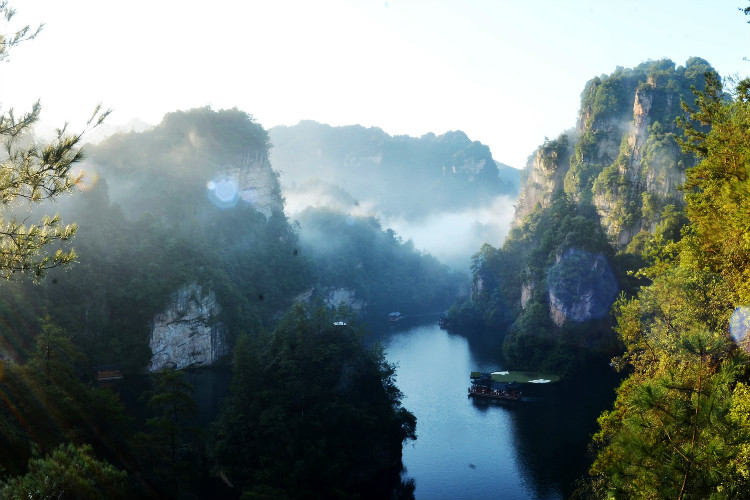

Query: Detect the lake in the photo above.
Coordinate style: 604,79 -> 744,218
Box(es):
117,317 -> 619,499
370,318 -> 620,500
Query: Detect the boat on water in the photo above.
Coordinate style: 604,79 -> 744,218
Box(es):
468,371 -> 522,402
468,384 -> 521,401
388,312 -> 402,322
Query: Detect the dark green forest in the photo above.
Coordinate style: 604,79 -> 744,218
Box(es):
0,103 -> 464,497
5,2 -> 750,498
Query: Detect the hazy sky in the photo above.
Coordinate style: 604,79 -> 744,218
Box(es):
3,0 -> 749,169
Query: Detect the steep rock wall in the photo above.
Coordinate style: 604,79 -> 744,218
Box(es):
215,151 -> 283,218
512,138 -> 571,224
546,250 -> 618,327
591,83 -> 685,245
514,65 -> 691,247
324,287 -> 367,313
149,283 -> 229,372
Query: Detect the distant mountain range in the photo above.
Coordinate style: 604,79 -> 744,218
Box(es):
269,121 -> 520,221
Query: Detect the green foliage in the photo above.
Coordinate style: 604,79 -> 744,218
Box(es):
678,74 -> 750,302
295,207 -> 464,319
136,367 -> 200,497
586,70 -> 750,499
0,321 -> 133,478
0,109 -> 313,370
456,191 -> 622,374
212,304 -> 416,499
590,267 -> 745,499
0,443 -> 130,500
0,8 -> 109,279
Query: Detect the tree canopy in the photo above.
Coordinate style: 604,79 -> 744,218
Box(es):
583,73 -> 750,500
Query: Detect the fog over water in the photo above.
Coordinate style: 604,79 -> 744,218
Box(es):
283,189 -> 516,271
381,195 -> 516,269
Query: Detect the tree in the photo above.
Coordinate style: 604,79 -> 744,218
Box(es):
138,366 -> 198,491
0,2 -> 109,279
586,71 -> 750,500
212,304 -> 416,500
0,443 -> 130,500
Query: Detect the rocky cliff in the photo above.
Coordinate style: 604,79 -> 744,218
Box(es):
513,58 -> 712,248
462,59 -> 721,373
209,150 -> 283,218
84,108 -> 293,372
148,283 -> 229,372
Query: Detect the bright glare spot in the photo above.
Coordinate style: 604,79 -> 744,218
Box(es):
215,179 -> 237,202
73,167 -> 99,191
730,306 -> 750,343
207,177 -> 239,208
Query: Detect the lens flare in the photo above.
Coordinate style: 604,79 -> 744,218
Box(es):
73,167 -> 99,192
730,306 -> 750,343
207,177 -> 239,208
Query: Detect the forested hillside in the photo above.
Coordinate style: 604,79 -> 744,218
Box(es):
0,107 -> 463,372
581,68 -> 750,500
0,105 -> 451,497
452,58 -> 712,375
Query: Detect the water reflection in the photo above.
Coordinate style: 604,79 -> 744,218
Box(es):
374,320 -> 619,500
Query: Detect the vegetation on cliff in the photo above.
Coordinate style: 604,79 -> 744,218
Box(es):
582,70 -> 750,500
450,193 -> 627,375
295,207 -> 465,319
453,58 -> 724,376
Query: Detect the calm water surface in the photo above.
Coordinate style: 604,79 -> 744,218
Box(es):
372,319 -> 620,500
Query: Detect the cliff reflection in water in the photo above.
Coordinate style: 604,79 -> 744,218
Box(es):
373,319 -> 619,500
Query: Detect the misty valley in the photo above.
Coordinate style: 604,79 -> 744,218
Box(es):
4,18 -> 750,500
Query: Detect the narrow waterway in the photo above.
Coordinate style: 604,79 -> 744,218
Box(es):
372,319 -> 620,500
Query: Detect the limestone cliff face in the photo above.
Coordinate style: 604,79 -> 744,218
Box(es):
291,286 -> 368,317
546,250 -> 618,327
215,151 -> 284,218
514,63 -> 691,247
506,60 -> 712,330
324,287 -> 367,314
149,283 -> 229,372
512,138 -> 570,225
591,82 -> 685,245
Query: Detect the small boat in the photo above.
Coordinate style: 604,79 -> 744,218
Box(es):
468,384 -> 521,401
468,371 -> 523,402
388,312 -> 402,322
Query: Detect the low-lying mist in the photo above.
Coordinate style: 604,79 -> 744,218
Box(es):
285,187 -> 516,271
382,195 -> 516,270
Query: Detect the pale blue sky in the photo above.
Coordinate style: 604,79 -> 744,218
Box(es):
3,0 -> 749,169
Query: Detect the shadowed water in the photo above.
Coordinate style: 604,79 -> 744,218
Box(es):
372,320 -> 619,500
